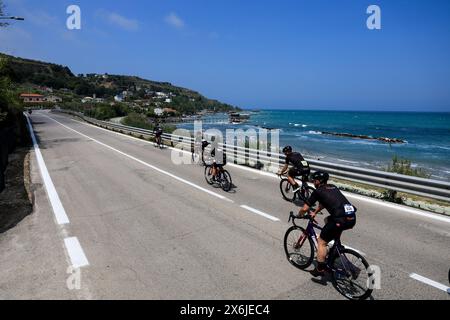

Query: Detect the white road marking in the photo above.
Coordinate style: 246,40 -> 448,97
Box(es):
240,205 -> 280,222
25,114 -> 70,225
64,237 -> 89,268
409,273 -> 450,293
42,114 -> 234,203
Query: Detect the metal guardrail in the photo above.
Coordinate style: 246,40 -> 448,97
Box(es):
54,109 -> 450,202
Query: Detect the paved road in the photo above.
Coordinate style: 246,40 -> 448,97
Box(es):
0,110 -> 449,300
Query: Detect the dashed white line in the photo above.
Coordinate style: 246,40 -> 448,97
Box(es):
409,273 -> 450,293
25,114 -> 70,225
42,114 -> 234,203
240,205 -> 280,222
64,237 -> 90,268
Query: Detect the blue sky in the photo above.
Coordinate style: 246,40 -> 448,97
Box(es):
1,0 -> 450,111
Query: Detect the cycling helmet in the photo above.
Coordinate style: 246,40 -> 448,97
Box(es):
310,171 -> 329,183
282,146 -> 292,153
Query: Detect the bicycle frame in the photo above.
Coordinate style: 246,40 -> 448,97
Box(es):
293,216 -> 356,275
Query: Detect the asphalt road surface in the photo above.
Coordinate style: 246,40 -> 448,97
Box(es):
0,110 -> 449,300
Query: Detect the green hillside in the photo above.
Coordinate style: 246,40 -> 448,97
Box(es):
0,53 -> 239,115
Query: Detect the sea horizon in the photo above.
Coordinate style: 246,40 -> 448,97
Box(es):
241,108 -> 450,114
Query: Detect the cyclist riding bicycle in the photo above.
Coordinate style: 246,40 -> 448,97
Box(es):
296,171 -> 357,277
278,146 -> 310,193
209,136 -> 227,180
154,124 -> 163,147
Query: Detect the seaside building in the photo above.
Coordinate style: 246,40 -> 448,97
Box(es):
20,93 -> 45,103
20,93 -> 62,104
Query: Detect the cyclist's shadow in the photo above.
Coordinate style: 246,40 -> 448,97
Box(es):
308,265 -> 375,300
228,183 -> 238,194
211,181 -> 238,194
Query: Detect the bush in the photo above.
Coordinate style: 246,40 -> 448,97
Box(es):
381,190 -> 403,204
122,112 -> 153,130
386,155 -> 430,178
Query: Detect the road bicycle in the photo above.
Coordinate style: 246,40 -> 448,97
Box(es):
283,211 -> 373,300
204,165 -> 232,192
279,174 -> 315,203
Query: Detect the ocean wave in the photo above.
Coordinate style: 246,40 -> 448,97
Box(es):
306,130 -> 322,135
289,123 -> 308,128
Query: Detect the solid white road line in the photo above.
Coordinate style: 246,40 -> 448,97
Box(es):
25,114 -> 70,225
240,205 -> 280,222
409,273 -> 450,293
64,237 -> 89,268
42,114 -> 234,203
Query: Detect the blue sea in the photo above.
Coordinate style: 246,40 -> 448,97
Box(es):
176,110 -> 450,181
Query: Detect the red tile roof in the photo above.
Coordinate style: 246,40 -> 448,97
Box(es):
20,93 -> 44,97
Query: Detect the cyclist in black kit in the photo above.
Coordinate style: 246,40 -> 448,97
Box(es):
278,146 -> 310,193
209,136 -> 227,180
297,171 -> 357,277
154,124 -> 163,148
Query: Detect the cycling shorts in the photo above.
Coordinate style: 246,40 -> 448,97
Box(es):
320,215 -> 356,242
288,167 -> 310,178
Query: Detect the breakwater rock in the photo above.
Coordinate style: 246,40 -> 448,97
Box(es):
320,131 -> 405,144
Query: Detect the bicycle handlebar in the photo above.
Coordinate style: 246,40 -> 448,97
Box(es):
288,210 -> 322,223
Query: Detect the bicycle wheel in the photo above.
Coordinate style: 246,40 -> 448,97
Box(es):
204,166 -> 214,185
280,179 -> 296,202
283,226 -> 314,269
299,186 -> 315,202
220,170 -> 232,192
330,248 -> 373,300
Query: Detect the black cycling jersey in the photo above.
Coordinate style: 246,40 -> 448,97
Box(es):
154,127 -> 163,136
285,152 -> 309,170
306,184 -> 357,219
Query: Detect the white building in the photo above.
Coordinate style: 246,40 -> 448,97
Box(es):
114,95 -> 123,102
154,108 -> 164,116
45,95 -> 62,103
155,92 -> 169,98
165,98 -> 172,103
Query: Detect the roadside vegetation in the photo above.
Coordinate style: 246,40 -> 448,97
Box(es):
386,155 -> 430,178
122,112 -> 176,134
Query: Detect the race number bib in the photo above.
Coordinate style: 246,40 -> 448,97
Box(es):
344,204 -> 355,215
301,161 -> 309,167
